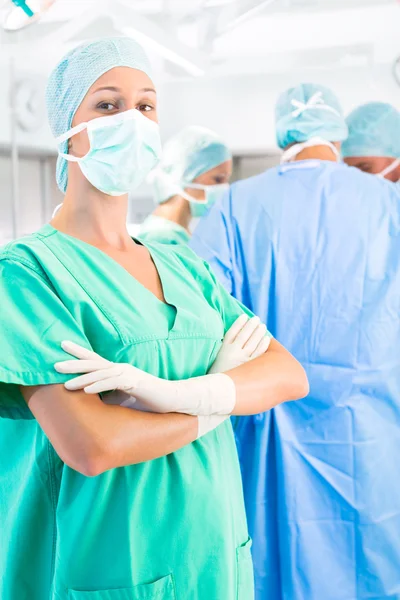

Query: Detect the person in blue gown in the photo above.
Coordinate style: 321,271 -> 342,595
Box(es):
190,82 -> 400,600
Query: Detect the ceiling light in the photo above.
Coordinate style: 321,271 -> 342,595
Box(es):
122,26 -> 205,77
2,0 -> 56,31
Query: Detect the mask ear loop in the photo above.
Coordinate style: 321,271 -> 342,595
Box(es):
56,121 -> 90,163
377,158 -> 400,179
56,121 -> 88,145
180,182 -> 215,205
181,182 -> 230,204
179,188 -> 208,205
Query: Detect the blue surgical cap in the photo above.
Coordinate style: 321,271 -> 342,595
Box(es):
151,126 -> 232,204
46,37 -> 152,194
275,83 -> 348,149
341,102 -> 400,159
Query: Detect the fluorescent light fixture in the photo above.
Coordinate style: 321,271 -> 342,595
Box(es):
2,0 -> 55,31
122,25 -> 205,77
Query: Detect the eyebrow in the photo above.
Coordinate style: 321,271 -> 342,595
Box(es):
92,86 -> 156,94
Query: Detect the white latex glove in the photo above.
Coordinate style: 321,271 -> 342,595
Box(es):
209,314 -> 271,374
55,341 -> 236,416
54,315 -> 271,439
101,389 -> 228,439
99,314 -> 270,411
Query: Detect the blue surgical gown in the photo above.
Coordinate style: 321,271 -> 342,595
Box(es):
190,160 -> 400,600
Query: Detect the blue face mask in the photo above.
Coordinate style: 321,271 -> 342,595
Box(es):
57,109 -> 162,196
181,183 -> 230,217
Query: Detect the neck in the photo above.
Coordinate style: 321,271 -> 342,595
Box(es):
51,175 -> 132,249
295,145 -> 338,162
153,196 -> 191,232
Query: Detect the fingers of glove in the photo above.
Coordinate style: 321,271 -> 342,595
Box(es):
244,324 -> 268,356
55,359 -> 108,374
250,334 -> 271,359
234,316 -> 261,348
223,314 -> 250,344
64,366 -> 121,391
61,341 -> 105,362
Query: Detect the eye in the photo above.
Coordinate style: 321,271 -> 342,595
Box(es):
96,102 -> 118,111
138,104 -> 153,113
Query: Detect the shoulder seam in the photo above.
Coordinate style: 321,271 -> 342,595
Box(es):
0,254 -> 51,285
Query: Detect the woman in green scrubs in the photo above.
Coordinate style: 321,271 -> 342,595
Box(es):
140,126 -> 232,245
0,38 -> 308,600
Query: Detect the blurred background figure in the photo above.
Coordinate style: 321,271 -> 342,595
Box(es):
342,102 -> 400,181
275,82 -> 347,162
191,82 -> 400,600
140,126 -> 232,245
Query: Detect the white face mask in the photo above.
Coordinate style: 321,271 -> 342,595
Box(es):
57,109 -> 162,196
280,136 -> 340,164
377,158 -> 400,180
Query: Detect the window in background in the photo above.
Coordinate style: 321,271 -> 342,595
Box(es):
231,153 -> 281,182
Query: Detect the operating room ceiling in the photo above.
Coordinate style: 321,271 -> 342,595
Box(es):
0,0 -> 396,80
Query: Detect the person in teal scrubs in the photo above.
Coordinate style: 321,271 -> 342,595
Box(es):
140,125 -> 232,244
0,37 -> 308,600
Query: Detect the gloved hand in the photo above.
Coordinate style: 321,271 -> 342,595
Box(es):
54,315 -> 270,437
91,314 -> 269,412
55,342 -> 234,439
208,314 -> 270,374
107,315 -> 270,410
104,388 -> 229,440
55,341 -> 236,413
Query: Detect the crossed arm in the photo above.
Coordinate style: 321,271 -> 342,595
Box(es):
22,335 -> 307,477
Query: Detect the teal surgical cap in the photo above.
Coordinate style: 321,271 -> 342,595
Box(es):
341,102 -> 400,159
151,126 -> 232,205
46,37 -> 153,194
275,82 -> 348,149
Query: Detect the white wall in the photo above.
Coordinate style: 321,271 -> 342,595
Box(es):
0,154 -> 62,245
159,64 -> 399,154
0,64 -> 55,153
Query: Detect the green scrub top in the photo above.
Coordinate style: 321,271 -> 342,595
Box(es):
139,214 -> 191,245
0,224 -> 258,600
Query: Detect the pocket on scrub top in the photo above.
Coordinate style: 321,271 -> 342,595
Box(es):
236,538 -> 255,600
68,574 -> 176,600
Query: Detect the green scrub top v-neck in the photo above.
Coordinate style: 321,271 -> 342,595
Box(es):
0,224 -> 260,600
139,214 -> 191,245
